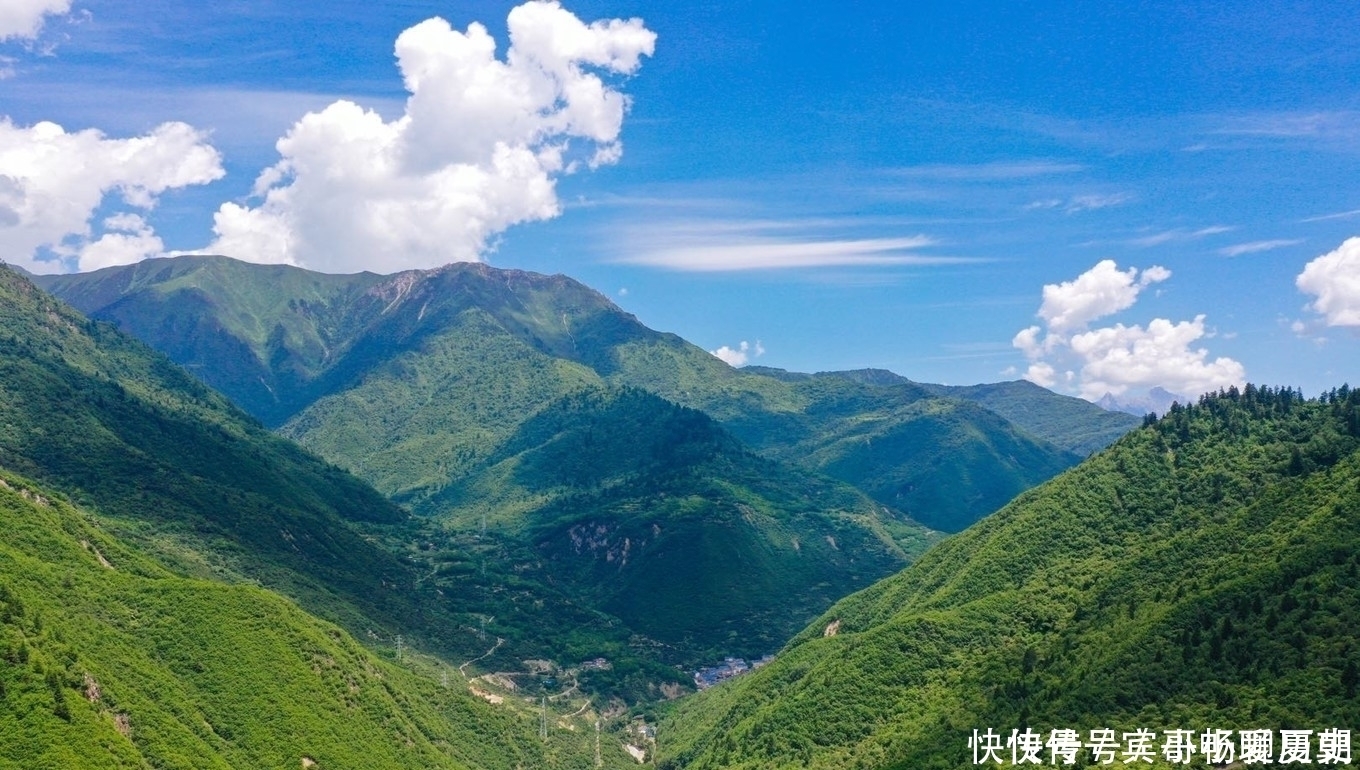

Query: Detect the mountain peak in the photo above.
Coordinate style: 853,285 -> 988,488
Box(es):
1097,386 -> 1188,416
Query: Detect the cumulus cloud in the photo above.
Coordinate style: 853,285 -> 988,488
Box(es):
1297,237 -> 1360,326
1067,317 -> 1245,401
1014,260 -> 1244,402
0,0 -> 70,40
205,1 -> 655,272
78,213 -> 164,270
0,119 -> 224,272
711,339 -> 764,367
1037,258 -> 1169,333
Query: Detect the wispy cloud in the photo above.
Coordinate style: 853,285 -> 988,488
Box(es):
1066,193 -> 1134,213
1127,225 -> 1234,248
621,235 -> 977,272
613,216 -> 990,272
1301,208 -> 1360,223
889,160 -> 1084,181
1024,192 -> 1134,213
1218,239 -> 1303,257
1212,111 -> 1360,139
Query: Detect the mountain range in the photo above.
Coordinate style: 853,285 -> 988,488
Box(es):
2,255 -> 1354,768
34,255 -> 1135,532
27,256 -> 1143,664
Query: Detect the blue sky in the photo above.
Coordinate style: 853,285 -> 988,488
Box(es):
1,1 -> 1358,399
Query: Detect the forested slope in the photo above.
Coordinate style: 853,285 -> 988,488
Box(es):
661,386 -> 1360,769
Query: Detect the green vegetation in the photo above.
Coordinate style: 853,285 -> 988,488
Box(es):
423,386 -> 928,658
38,256 -> 1091,536
919,378 -> 1141,456
659,385 -> 1360,769
726,370 -> 1081,532
34,254 -> 391,426
0,468 -> 608,769
0,266 -> 683,767
0,265 -> 687,705
0,265 -> 466,653
29,256 -> 1125,703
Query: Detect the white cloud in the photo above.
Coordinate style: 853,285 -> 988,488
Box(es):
1065,193 -> 1133,212
1218,239 -> 1303,257
1015,260 -> 1244,402
1127,225 -> 1233,248
1067,316 -> 1246,400
1023,361 -> 1057,388
711,339 -> 764,367
622,235 -> 972,271
0,0 -> 70,40
205,1 -> 655,272
1297,237 -> 1360,326
0,119 -> 224,273
1037,259 -> 1169,333
78,213 -> 163,270
1012,325 -> 1044,358
1302,208 -> 1360,223
891,161 -> 1084,180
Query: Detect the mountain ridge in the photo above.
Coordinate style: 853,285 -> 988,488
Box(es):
35,255 -> 1109,534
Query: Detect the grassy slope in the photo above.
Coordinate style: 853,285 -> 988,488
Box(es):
736,371 -> 1081,532
660,386 -> 1360,769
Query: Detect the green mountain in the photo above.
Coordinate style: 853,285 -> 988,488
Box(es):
0,468 -> 568,770
36,255 -> 1089,533
0,264 -> 428,638
29,256 -> 1111,686
32,258 -> 942,658
0,264 -> 725,766
917,378 -> 1141,456
659,385 -> 1360,769
425,386 -> 926,656
0,264 -> 692,705
731,368 -> 1082,532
